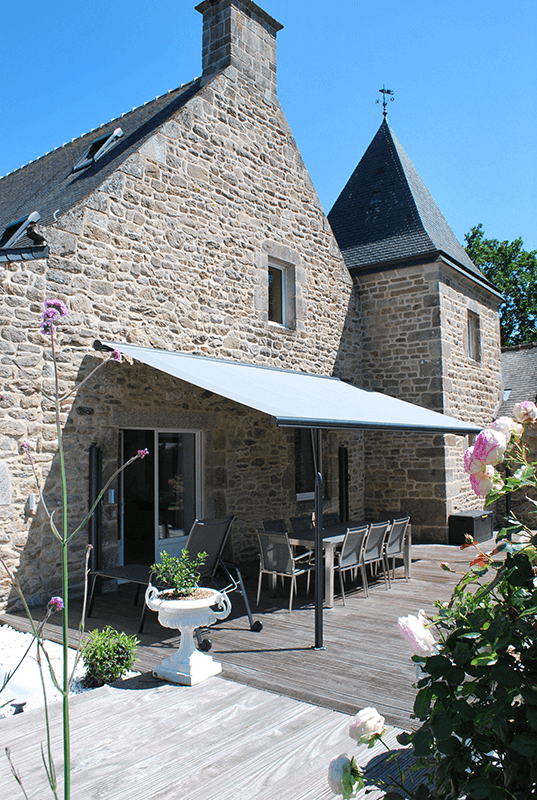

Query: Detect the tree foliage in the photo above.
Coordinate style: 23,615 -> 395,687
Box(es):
465,224 -> 537,347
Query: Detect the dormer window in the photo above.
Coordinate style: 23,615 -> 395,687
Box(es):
71,127 -> 123,173
0,211 -> 40,249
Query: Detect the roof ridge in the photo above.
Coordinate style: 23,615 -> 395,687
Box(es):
0,81 -> 199,182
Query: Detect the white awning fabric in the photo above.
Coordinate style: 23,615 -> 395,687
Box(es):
96,341 -> 480,435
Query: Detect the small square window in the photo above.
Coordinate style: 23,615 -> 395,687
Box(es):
467,311 -> 481,361
268,263 -> 287,326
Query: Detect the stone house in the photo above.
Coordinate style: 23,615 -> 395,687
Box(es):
0,0 -> 499,609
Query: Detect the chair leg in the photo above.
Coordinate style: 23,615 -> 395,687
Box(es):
87,574 -> 98,618
138,601 -> 148,634
256,571 -> 263,606
289,575 -> 296,612
338,567 -> 346,605
360,562 -> 369,597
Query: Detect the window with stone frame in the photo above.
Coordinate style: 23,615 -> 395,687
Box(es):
268,261 -> 288,326
467,310 -> 481,361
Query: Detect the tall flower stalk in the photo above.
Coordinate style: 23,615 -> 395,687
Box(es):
2,300 -> 145,800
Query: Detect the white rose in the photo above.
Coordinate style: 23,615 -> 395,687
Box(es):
348,706 -> 386,743
398,610 -> 437,657
327,754 -> 352,796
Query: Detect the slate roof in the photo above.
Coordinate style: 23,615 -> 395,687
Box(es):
0,79 -> 201,248
498,344 -> 537,417
328,119 -> 496,291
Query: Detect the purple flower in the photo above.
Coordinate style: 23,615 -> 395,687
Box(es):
112,349 -> 122,362
44,299 -> 68,316
48,596 -> 64,612
137,448 -> 149,458
20,442 -> 29,450
40,299 -> 67,334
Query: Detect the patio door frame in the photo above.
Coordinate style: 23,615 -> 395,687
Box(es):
118,427 -> 204,565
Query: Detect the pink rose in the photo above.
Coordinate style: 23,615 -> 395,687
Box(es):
469,465 -> 496,496
513,402 -> 537,424
472,429 -> 507,466
463,446 -> 486,475
398,610 -> 437,656
489,416 -> 523,443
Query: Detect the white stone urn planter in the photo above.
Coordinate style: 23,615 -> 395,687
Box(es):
145,584 -> 231,686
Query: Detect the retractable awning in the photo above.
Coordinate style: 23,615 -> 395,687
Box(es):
95,341 -> 480,435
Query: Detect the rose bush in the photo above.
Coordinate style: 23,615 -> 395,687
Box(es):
328,404 -> 537,799
394,403 -> 537,800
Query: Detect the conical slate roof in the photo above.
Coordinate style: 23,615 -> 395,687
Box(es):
328,119 -> 487,283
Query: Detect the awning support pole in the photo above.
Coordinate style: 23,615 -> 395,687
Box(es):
313,429 -> 325,650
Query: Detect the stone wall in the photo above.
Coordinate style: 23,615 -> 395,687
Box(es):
336,259 -> 501,541
0,64 -> 354,608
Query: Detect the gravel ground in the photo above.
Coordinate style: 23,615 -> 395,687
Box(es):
0,624 -> 137,718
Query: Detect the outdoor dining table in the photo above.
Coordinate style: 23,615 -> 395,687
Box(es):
287,521 -> 363,609
287,520 -> 412,608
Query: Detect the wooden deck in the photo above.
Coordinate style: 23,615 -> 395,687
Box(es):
1,541 -> 480,728
0,673 -> 418,800
0,541 -> 482,799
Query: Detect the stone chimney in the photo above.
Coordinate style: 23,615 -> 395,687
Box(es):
195,0 -> 283,101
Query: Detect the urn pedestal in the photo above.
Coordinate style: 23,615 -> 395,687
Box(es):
145,585 -> 231,686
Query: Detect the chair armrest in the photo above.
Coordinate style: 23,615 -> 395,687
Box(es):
293,550 -> 314,564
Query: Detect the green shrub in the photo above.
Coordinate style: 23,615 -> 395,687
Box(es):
82,626 -> 138,688
151,549 -> 207,597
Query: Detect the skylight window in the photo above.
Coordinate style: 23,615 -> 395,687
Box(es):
71,127 -> 124,173
0,211 -> 41,249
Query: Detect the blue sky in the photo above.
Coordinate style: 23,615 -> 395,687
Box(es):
2,0 -> 536,250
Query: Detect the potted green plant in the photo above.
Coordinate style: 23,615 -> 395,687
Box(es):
145,549 -> 231,686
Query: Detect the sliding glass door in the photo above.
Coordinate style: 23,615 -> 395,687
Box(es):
120,429 -> 202,565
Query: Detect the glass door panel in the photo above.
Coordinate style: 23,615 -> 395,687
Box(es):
156,432 -> 197,560
120,429 -> 200,565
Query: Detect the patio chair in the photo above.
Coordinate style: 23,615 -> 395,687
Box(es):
322,513 -> 341,528
335,524 -> 369,604
186,516 -> 263,636
384,516 -> 411,581
359,521 -> 391,597
262,519 -> 288,533
256,531 -> 314,612
87,563 -> 153,634
289,515 -> 313,532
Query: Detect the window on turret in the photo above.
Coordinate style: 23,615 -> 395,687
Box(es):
467,311 -> 481,361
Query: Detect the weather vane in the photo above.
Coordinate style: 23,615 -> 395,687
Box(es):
376,85 -> 394,117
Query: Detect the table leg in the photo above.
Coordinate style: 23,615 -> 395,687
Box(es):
324,542 -> 335,608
